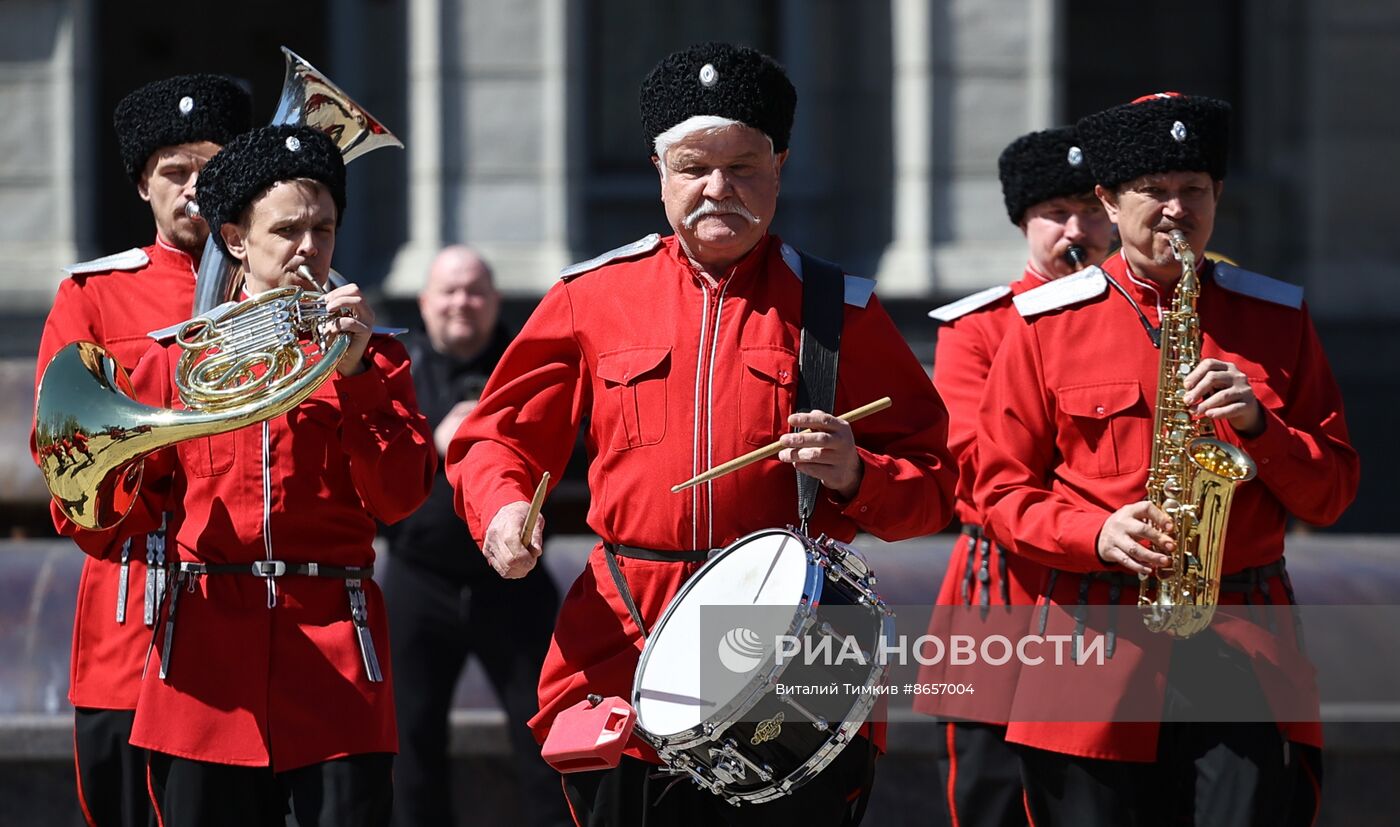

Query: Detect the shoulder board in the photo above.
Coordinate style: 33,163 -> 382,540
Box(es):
1213,263 -> 1303,309
1013,266 -> 1107,318
146,299 -> 238,342
559,234 -> 663,280
927,285 -> 1012,322
64,248 -> 149,275
779,244 -> 875,309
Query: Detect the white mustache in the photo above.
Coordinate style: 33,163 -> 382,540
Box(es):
683,198 -> 760,229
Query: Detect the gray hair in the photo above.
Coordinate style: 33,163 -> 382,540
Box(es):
653,115 -> 775,179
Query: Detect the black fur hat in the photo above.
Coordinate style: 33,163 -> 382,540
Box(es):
196,125 -> 346,254
640,42 -> 797,153
998,126 -> 1097,225
1076,92 -> 1231,189
113,74 -> 253,183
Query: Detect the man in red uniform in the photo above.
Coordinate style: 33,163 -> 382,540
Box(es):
975,93 -> 1359,825
448,42 -> 956,826
32,73 -> 251,827
919,125 -> 1111,827
122,124 -> 434,826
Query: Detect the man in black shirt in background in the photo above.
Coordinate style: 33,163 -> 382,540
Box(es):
385,245 -> 567,827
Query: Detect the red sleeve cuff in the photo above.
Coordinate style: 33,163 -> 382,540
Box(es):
332,359 -> 391,413
1235,404 -> 1291,462
834,447 -> 891,521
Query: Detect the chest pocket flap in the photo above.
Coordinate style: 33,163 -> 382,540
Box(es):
596,347 -> 670,450
1059,381 -> 1143,420
1057,381 -> 1146,478
596,347 -> 671,386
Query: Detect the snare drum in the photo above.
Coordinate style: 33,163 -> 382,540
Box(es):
631,527 -> 893,805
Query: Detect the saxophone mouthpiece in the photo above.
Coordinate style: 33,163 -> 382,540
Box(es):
1065,245 -> 1086,270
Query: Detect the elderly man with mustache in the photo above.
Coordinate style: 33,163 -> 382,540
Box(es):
447,42 -> 956,826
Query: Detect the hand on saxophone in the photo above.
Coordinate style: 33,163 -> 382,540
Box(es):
322,283 -> 375,376
1097,501 -> 1175,576
483,501 -> 544,579
1181,358 -> 1265,438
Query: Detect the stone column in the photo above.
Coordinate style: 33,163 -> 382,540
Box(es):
383,0 -> 448,296
876,0 -> 1063,297
384,0 -> 572,297
874,0 -> 937,296
0,0 -> 96,310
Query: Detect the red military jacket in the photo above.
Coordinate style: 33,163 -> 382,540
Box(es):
975,252 -> 1359,760
120,334 -> 434,769
33,238 -> 197,710
448,233 -> 957,760
930,268 -> 1051,609
915,268 -> 1051,724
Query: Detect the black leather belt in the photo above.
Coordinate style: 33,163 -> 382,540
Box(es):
176,560 -> 374,579
1037,560 -> 1297,660
605,543 -> 712,563
150,559 -> 382,684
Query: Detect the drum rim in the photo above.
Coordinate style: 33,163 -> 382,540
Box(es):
662,613 -> 896,805
632,527 -> 825,744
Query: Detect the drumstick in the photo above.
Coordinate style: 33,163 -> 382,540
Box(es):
670,397 -> 893,493
520,471 -> 550,547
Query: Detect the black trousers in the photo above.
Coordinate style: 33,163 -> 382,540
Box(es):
1018,628 -> 1312,826
932,721 -> 1028,827
73,707 -> 153,827
383,558 -> 568,827
561,736 -> 877,827
146,751 -> 393,827
1018,721 -> 1297,827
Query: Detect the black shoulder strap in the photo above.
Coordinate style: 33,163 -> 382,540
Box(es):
796,251 -> 844,532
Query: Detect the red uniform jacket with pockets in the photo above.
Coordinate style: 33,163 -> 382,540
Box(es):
120,332 -> 434,769
33,238 -> 197,710
916,269 -> 1053,725
975,252 -> 1358,761
448,233 -> 958,761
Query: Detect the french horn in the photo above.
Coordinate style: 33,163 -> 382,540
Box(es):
35,268 -> 350,531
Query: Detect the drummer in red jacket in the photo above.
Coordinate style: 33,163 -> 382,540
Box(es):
448,42 -> 956,827
975,93 -> 1358,825
124,124 -> 435,826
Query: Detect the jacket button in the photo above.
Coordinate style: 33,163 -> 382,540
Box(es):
1095,405 -> 1106,414
859,506 -> 868,513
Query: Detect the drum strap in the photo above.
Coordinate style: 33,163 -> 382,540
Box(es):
796,252 -> 845,534
601,546 -> 712,640
603,546 -> 651,639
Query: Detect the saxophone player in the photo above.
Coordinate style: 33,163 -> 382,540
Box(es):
974,93 -> 1358,825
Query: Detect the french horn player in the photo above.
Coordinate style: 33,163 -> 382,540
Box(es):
973,93 -> 1358,825
94,124 -> 432,826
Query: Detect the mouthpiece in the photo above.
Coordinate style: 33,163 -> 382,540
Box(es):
1065,245 -> 1086,269
183,201 -> 201,220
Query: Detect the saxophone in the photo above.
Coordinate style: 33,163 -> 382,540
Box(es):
1138,230 -> 1258,638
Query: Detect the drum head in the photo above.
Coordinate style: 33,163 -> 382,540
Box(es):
634,529 -> 816,738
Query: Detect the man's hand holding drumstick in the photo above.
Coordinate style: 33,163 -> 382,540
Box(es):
482,473 -> 549,579
778,410 -> 864,499
672,398 -> 892,495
